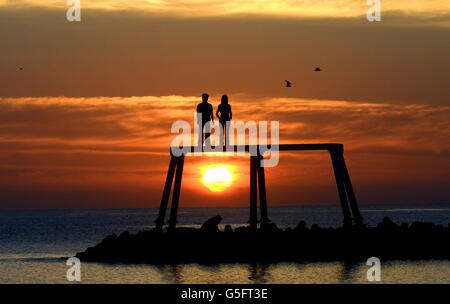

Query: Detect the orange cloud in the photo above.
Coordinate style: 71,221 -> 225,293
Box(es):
5,0 -> 450,19
0,96 -> 449,209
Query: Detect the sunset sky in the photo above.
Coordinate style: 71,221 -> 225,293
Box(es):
0,1 -> 449,209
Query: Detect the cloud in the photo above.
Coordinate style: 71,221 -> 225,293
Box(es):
0,95 -> 449,209
1,6 -> 449,103
4,0 -> 450,19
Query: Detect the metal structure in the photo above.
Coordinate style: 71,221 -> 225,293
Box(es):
154,144 -> 363,231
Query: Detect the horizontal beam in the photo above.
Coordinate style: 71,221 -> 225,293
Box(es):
170,144 -> 343,155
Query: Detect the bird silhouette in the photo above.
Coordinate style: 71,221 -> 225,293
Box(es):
18,67 -> 23,71
314,67 -> 321,71
285,80 -> 292,87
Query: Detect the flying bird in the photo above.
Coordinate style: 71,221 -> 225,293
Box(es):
285,80 -> 292,87
314,67 -> 321,71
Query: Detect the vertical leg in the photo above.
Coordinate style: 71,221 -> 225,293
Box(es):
257,154 -> 269,226
225,121 -> 230,147
168,156 -> 185,231
155,156 -> 177,231
330,151 -> 353,228
340,154 -> 363,227
219,121 -> 224,147
204,122 -> 211,147
197,122 -> 203,149
249,156 -> 258,229
200,122 -> 205,147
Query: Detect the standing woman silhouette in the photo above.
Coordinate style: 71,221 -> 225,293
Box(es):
216,94 -> 232,146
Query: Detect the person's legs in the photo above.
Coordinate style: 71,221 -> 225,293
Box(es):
198,123 -> 204,146
204,121 -> 211,147
225,120 -> 230,147
219,120 -> 225,146
219,123 -> 224,146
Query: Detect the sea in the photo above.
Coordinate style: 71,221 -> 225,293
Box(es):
1,204 -> 449,284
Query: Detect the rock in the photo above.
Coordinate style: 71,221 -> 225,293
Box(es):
311,224 -> 320,232
119,231 -> 130,239
400,223 -> 408,231
224,225 -> 233,233
410,221 -> 435,232
173,227 -> 197,234
378,217 -> 397,230
294,220 -> 308,232
75,218 -> 450,263
235,226 -> 251,233
200,215 -> 222,232
261,222 -> 280,233
100,233 -> 117,246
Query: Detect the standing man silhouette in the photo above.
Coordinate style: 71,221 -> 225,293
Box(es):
197,93 -> 214,146
216,94 -> 232,146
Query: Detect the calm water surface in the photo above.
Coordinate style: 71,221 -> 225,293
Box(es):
1,205 -> 449,283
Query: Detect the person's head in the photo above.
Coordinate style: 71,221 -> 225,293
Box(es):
201,93 -> 209,103
221,94 -> 228,105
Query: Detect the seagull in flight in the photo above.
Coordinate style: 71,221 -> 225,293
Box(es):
285,80 -> 292,87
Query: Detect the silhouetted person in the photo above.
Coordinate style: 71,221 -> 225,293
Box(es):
197,93 -> 214,146
216,94 -> 232,146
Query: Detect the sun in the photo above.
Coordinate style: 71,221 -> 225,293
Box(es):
202,167 -> 233,192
